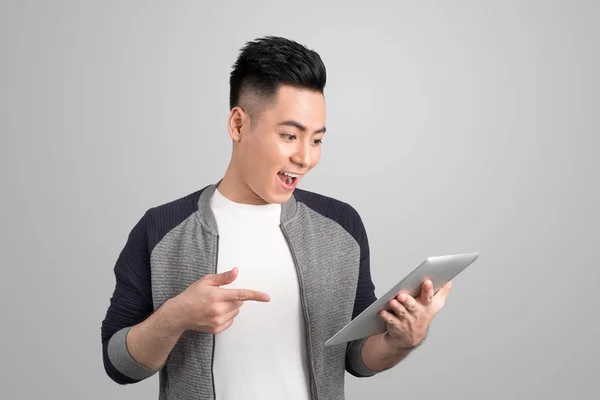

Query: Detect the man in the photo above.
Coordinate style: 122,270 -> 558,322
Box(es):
101,36 -> 452,400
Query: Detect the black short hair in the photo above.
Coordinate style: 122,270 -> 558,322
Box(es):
229,36 -> 326,121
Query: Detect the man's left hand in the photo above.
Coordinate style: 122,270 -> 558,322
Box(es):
378,279 -> 452,350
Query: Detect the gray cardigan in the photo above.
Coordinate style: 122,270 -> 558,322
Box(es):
101,183 -> 380,399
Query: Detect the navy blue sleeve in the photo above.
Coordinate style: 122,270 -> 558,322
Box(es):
350,209 -> 377,319
344,207 -> 378,377
101,211 -> 154,384
100,189 -> 202,384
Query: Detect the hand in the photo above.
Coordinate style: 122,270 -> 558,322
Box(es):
378,279 -> 452,350
171,267 -> 271,335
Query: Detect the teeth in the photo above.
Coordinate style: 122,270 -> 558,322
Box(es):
282,172 -> 300,178
287,177 -> 293,185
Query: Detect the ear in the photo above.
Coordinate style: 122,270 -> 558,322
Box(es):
227,106 -> 249,143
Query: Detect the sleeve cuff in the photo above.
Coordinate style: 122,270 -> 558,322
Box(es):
107,326 -> 161,380
347,337 -> 378,377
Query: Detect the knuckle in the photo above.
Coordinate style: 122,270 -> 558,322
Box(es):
236,290 -> 247,301
211,316 -> 223,327
209,304 -> 223,318
206,291 -> 218,302
214,319 -> 233,335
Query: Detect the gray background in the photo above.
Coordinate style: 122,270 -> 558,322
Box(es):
1,0 -> 598,399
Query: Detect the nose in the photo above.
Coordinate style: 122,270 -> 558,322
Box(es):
290,142 -> 312,169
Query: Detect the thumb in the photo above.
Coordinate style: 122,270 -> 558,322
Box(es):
205,267 -> 238,286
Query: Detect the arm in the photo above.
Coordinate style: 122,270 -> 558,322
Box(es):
123,298 -> 185,370
346,206 -> 424,377
101,211 -> 169,384
344,208 -> 380,377
360,333 -> 414,372
101,213 -> 269,382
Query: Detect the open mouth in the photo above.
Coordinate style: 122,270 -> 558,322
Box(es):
277,171 -> 300,189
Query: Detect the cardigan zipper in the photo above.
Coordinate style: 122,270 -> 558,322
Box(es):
280,224 -> 318,400
211,235 -> 219,400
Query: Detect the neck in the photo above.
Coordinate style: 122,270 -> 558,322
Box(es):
217,161 -> 268,205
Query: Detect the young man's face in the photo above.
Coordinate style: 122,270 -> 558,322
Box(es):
232,84 -> 326,204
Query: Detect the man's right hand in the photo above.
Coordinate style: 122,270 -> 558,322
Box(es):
170,267 -> 270,335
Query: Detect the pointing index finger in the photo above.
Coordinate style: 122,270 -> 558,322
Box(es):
222,288 -> 271,302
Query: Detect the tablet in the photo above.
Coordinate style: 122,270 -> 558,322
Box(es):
324,252 -> 480,347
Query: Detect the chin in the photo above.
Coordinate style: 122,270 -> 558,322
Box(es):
267,192 -> 294,204
261,188 -> 294,205
253,178 -> 298,204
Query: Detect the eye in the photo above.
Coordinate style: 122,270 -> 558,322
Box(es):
281,134 -> 296,141
313,139 -> 323,145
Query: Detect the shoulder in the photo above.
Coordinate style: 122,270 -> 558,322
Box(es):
293,187 -> 367,243
141,187 -> 205,252
146,189 -> 203,222
293,187 -> 360,217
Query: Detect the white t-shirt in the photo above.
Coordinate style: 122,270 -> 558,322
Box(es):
210,188 -> 311,400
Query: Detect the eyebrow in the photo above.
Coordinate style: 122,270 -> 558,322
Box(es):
277,120 -> 326,134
